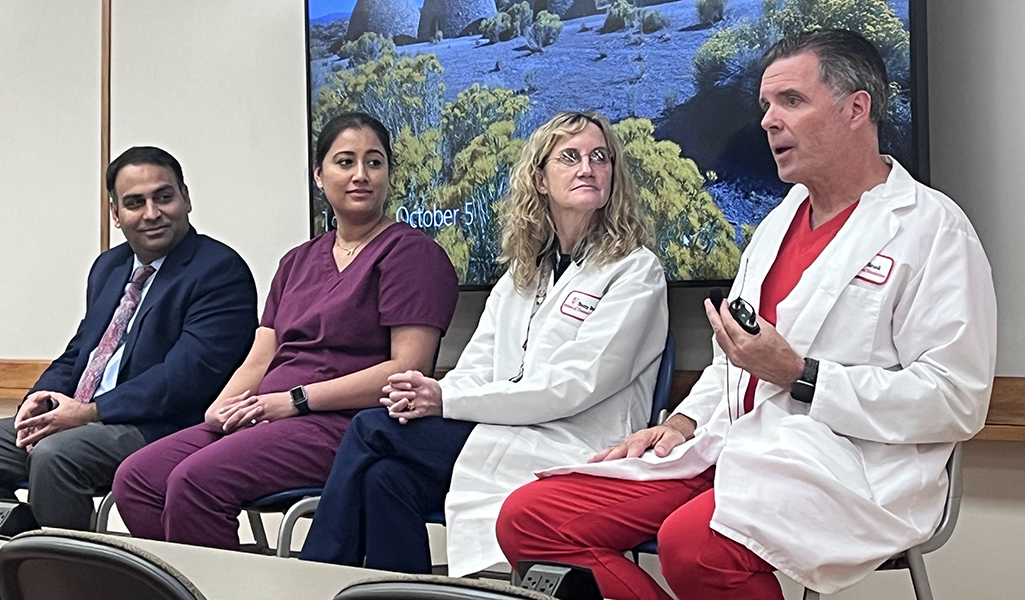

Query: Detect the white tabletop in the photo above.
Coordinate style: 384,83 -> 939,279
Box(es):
121,537 -> 379,600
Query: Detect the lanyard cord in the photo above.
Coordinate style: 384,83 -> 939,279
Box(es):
510,259 -> 554,383
726,256 -> 752,422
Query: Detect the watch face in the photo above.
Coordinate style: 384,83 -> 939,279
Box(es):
290,386 -> 311,415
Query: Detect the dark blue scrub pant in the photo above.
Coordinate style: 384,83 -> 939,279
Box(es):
299,407 -> 476,573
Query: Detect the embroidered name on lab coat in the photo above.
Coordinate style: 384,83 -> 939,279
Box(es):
561,291 -> 601,321
856,254 -> 894,285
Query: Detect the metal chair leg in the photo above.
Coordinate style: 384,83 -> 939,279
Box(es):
275,497 -> 320,558
905,547 -> 934,600
246,510 -> 269,553
95,492 -> 116,534
802,588 -> 820,600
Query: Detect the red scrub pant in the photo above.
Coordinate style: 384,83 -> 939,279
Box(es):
496,470 -> 782,600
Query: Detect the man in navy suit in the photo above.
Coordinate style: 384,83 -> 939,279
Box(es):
0,146 -> 258,529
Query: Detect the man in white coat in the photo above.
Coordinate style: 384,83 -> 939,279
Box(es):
497,30 -> 997,600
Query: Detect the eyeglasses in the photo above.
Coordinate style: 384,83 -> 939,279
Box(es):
545,147 -> 613,169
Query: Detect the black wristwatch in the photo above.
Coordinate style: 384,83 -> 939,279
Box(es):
790,358 -> 819,404
289,385 -> 312,415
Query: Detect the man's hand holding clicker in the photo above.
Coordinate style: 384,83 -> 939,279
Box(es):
704,298 -> 805,389
13,391 -> 53,448
589,414 -> 697,463
15,392 -> 98,448
13,392 -> 52,428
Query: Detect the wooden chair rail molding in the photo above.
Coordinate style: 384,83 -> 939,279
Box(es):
2,360 -> 1023,441
0,359 -> 50,407
667,372 -> 1025,442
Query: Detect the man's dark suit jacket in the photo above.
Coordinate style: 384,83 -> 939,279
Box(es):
29,227 -> 258,442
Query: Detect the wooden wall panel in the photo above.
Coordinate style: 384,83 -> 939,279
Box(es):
0,360 -> 49,414
0,360 -> 49,398
668,372 -> 1024,441
4,361 -> 1022,440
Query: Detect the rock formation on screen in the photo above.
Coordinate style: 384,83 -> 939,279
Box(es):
419,0 -> 499,40
546,0 -> 601,20
345,0 -> 421,40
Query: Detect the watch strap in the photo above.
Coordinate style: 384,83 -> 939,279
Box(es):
790,358 -> 818,404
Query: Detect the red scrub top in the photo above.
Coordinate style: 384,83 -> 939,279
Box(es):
742,198 -> 859,413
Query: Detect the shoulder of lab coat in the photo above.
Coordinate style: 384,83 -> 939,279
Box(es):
441,247 -> 668,425
808,162 -> 997,443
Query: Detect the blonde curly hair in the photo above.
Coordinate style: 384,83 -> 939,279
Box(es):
499,111 -> 651,292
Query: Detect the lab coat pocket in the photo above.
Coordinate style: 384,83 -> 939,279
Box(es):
778,415 -> 874,500
817,284 -> 883,365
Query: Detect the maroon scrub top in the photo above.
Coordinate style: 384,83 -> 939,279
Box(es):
257,223 -> 458,400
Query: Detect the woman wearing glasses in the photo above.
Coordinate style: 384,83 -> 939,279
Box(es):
300,111 -> 669,577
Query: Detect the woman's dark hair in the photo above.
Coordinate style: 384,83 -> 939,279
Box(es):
105,146 -> 186,203
314,112 -> 394,169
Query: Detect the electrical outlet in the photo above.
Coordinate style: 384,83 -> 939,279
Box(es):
518,561 -> 604,600
520,564 -> 568,596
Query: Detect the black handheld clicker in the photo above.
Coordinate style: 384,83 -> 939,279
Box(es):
708,289 -> 761,335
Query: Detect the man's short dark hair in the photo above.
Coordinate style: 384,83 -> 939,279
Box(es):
106,146 -> 186,203
761,29 -> 889,126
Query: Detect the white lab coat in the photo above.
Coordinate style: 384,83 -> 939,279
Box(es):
439,246 -> 669,577
543,159 -> 997,593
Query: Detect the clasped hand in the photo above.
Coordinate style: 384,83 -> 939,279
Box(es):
15,391 -> 97,448
381,370 -> 442,425
206,390 -> 297,433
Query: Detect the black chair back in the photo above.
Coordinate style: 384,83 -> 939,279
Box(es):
0,530 -> 205,600
649,331 -> 676,426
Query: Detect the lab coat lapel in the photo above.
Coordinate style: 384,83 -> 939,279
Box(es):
545,259 -> 580,305
775,161 -> 916,355
739,186 -> 809,310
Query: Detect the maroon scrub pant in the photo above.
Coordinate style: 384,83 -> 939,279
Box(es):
112,413 -> 351,550
496,470 -> 783,600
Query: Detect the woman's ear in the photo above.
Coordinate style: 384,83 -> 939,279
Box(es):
313,165 -> 324,190
534,171 -> 548,196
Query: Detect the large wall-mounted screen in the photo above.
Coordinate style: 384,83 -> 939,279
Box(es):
307,0 -> 927,288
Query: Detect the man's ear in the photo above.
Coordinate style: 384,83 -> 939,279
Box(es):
181,185 -> 192,213
848,90 -> 874,131
109,199 -> 121,229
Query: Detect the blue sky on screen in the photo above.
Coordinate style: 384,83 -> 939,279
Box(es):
308,0 -> 426,19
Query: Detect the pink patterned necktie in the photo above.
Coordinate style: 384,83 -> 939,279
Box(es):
73,265 -> 156,402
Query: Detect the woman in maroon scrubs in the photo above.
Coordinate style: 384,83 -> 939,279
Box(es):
111,112 -> 459,550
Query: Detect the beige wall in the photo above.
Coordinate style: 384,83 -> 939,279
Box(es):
0,0 -> 1022,597
0,1 -> 102,359
928,0 -> 1025,377
109,0 -> 311,312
